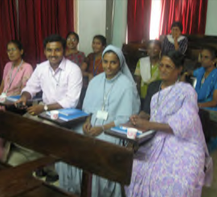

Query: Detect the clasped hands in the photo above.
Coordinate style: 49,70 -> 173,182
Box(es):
82,121 -> 103,137
129,114 -> 150,132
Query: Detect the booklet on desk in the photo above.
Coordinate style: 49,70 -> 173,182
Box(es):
6,95 -> 21,101
7,95 -> 42,102
111,126 -> 155,143
47,108 -> 89,122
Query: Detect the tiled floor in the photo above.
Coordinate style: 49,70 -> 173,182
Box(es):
202,150 -> 217,197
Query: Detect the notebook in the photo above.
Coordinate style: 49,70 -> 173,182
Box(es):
46,108 -> 89,122
110,126 -> 155,143
6,95 -> 21,102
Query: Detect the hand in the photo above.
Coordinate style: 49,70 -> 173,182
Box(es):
83,121 -> 92,134
27,105 -> 44,116
130,114 -> 140,126
87,126 -> 103,137
15,95 -> 27,109
130,115 -> 150,131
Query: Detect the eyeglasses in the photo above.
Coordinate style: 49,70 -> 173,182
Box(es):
7,48 -> 17,53
67,38 -> 77,42
158,63 -> 175,71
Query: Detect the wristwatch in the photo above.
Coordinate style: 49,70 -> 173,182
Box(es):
44,105 -> 48,111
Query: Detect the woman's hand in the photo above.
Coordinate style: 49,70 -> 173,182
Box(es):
27,105 -> 44,116
87,126 -> 103,137
83,120 -> 92,134
130,115 -> 151,132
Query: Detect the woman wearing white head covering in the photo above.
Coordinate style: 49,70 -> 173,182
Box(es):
56,45 -> 140,197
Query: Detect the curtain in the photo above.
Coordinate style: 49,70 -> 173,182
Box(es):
159,0 -> 208,35
0,0 -> 18,80
127,0 -> 152,43
18,0 -> 74,68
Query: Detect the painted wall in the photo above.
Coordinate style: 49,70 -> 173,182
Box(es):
111,0 -> 128,48
205,0 -> 217,36
77,0 -> 106,55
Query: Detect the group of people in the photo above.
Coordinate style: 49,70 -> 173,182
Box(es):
0,20 -> 214,197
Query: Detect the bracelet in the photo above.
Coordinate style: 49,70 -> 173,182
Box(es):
102,125 -> 105,131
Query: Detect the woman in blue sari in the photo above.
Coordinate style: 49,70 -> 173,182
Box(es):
56,45 -> 140,197
193,46 -> 217,111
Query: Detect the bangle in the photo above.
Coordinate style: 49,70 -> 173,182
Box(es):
102,125 -> 105,131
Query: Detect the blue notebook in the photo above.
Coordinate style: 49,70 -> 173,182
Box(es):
58,108 -> 84,116
47,108 -> 89,122
7,95 -> 21,101
111,126 -> 155,139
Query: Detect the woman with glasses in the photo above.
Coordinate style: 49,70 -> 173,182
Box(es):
0,40 -> 33,97
125,51 -> 212,197
65,32 -> 85,67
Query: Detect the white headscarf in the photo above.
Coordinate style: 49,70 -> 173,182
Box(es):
102,45 -> 140,111
102,45 -> 136,85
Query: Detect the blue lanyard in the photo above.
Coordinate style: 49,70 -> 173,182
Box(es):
93,56 -> 102,76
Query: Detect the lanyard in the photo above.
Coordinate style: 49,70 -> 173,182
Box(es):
101,77 -> 118,111
50,68 -> 62,86
93,56 -> 102,76
5,60 -> 23,95
152,81 -> 177,121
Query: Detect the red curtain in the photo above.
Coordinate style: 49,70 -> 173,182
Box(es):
18,0 -> 74,68
127,0 -> 152,43
159,0 -> 208,35
0,0 -> 18,80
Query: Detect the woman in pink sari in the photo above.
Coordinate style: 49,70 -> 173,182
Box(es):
125,51 -> 212,197
0,40 -> 33,96
0,40 -> 33,160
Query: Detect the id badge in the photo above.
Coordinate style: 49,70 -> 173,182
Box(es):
96,110 -> 108,120
1,92 -> 6,97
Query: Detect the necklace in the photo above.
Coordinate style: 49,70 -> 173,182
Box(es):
5,60 -> 23,95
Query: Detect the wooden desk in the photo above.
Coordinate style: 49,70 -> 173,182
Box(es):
0,111 -> 133,197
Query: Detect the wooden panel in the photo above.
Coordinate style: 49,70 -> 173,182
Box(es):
0,157 -> 57,197
15,184 -> 77,197
0,111 -> 133,185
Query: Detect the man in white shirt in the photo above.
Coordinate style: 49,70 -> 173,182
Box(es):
17,34 -> 82,114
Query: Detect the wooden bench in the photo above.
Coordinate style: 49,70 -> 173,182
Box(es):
0,111 -> 133,197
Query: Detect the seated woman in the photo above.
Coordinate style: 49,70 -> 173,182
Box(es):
65,31 -> 85,67
81,35 -> 106,84
56,45 -> 141,197
0,40 -> 33,161
134,40 -> 161,99
0,40 -> 33,97
193,46 -> 217,110
125,51 -> 212,197
161,21 -> 188,55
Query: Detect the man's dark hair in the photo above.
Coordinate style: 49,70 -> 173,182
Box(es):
171,21 -> 183,32
93,35 -> 107,47
43,34 -> 66,49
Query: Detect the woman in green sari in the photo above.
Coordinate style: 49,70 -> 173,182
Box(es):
134,40 -> 161,99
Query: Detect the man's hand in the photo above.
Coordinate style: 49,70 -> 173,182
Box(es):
27,105 -> 44,116
15,95 -> 28,109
